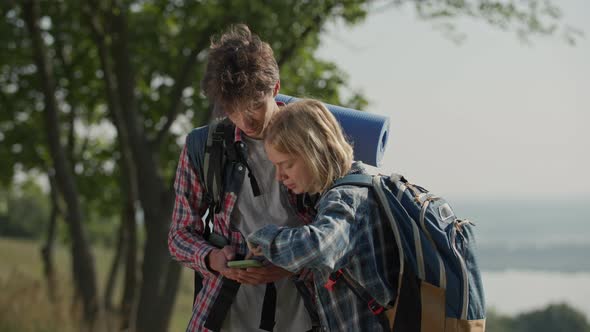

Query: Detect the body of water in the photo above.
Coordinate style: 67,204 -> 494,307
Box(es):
453,198 -> 590,317
483,270 -> 590,318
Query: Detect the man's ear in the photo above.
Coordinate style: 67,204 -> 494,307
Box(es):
272,81 -> 280,97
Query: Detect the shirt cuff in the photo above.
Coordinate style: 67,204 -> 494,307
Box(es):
195,243 -> 217,279
247,224 -> 281,255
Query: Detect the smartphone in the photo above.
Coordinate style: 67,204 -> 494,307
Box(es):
227,259 -> 264,269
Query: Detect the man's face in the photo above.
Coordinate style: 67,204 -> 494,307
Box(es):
265,142 -> 314,194
226,94 -> 278,139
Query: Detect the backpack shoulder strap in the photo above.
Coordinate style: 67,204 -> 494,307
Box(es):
185,125 -> 209,186
203,119 -> 236,212
330,174 -> 373,189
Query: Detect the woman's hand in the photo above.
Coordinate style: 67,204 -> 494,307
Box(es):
247,241 -> 263,257
208,243 -> 293,284
233,264 -> 293,285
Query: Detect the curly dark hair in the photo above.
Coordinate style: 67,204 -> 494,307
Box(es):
201,24 -> 279,114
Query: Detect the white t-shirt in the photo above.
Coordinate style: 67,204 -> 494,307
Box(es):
222,136 -> 312,332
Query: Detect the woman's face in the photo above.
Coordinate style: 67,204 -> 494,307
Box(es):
265,143 -> 314,194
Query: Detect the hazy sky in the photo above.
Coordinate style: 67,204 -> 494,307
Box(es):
316,0 -> 589,199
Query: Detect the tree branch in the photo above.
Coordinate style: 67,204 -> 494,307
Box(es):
153,28 -> 216,147
53,2 -> 77,169
277,3 -> 336,67
152,47 -> 200,147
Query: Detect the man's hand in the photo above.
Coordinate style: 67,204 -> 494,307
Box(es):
207,246 -> 243,281
231,263 -> 293,285
208,246 -> 293,284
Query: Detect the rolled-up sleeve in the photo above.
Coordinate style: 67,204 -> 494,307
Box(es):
168,144 -> 216,278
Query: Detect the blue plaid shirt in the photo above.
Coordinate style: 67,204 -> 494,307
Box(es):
248,163 -> 398,331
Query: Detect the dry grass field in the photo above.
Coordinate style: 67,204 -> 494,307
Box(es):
0,237 -> 194,332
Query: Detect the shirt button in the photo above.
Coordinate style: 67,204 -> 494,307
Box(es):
237,165 -> 244,171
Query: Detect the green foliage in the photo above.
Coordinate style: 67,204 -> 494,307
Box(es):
1,0 -> 577,238
513,303 -> 590,332
412,0 -> 583,44
0,178 -> 122,246
0,0 -> 376,236
486,305 -> 590,332
0,180 -> 49,239
486,309 -> 515,332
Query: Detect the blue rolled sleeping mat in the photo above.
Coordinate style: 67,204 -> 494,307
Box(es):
275,94 -> 390,167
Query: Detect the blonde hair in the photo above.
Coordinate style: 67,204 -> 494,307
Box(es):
264,99 -> 354,193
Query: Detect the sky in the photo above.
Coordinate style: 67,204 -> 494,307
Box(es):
316,0 -> 590,200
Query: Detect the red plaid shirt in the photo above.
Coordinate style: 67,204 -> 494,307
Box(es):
168,125 -> 316,331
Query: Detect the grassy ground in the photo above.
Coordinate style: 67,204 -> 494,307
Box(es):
0,237 -> 194,332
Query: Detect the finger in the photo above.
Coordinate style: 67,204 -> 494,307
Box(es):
221,267 -> 241,281
244,266 -> 271,276
244,268 -> 281,283
249,266 -> 292,282
241,268 -> 276,283
239,274 -> 269,285
244,252 -> 254,259
232,269 -> 265,284
221,246 -> 236,261
247,243 -> 262,256
252,248 -> 263,256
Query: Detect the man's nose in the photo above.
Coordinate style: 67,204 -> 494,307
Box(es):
235,114 -> 247,129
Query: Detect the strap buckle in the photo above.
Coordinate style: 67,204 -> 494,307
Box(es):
368,299 -> 384,315
324,270 -> 343,291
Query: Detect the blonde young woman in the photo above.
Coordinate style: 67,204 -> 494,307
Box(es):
247,99 -> 399,331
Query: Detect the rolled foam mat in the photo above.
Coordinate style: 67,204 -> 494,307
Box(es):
275,94 -> 390,167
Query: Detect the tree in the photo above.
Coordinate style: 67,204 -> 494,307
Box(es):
21,0 -> 99,325
0,179 -> 49,239
513,303 -> 590,332
486,304 -> 590,332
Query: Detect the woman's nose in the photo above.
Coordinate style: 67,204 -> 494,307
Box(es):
275,168 -> 285,181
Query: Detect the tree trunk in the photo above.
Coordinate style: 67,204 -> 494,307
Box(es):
136,216 -> 181,332
104,223 -> 124,312
23,0 -> 99,325
84,1 -> 183,330
119,196 -> 137,331
106,5 -> 181,331
41,171 -> 60,303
